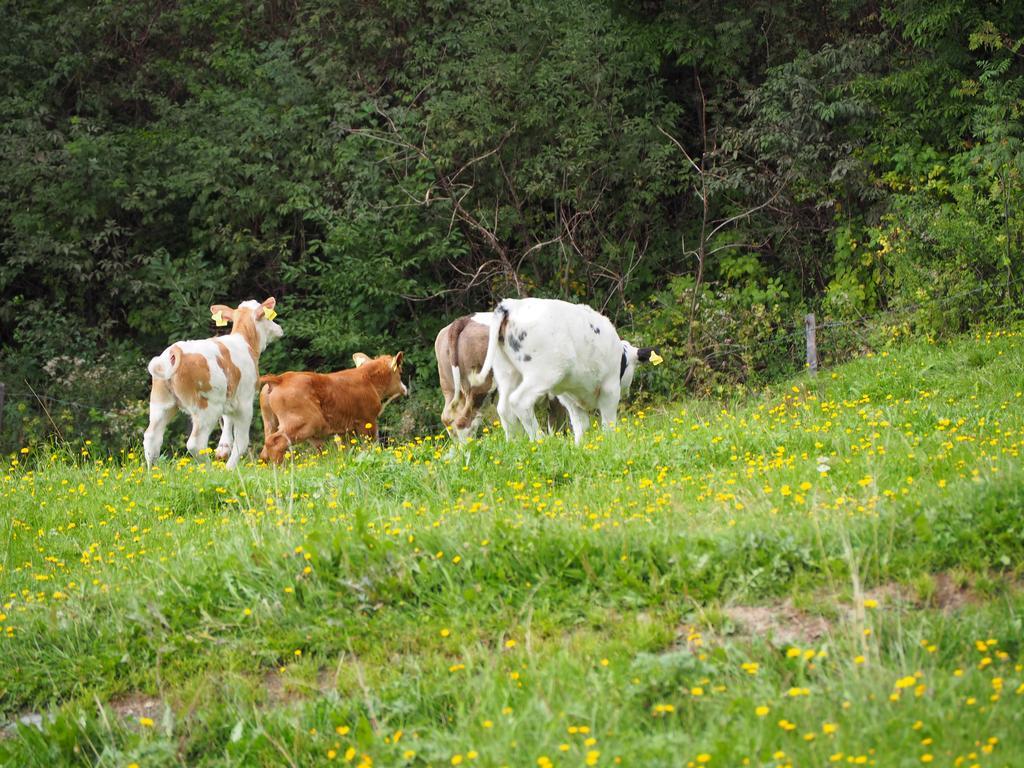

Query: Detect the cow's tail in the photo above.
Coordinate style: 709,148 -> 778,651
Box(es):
259,373 -> 285,387
447,316 -> 472,406
477,301 -> 509,383
147,344 -> 182,380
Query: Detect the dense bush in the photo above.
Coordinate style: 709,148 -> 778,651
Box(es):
2,0 -> 1022,449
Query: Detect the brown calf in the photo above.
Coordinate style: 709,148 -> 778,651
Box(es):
258,352 -> 407,463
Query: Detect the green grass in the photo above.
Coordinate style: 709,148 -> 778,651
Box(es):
2,328 -> 1023,767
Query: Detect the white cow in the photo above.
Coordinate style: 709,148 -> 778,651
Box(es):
435,312 -> 569,441
477,298 -> 659,444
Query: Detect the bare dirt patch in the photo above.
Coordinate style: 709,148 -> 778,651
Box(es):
1,693 -> 165,741
109,692 -> 165,723
0,711 -> 50,740
861,572 -> 999,614
681,572 -> 1021,650
263,667 -> 335,706
722,600 -> 833,645
928,572 -> 982,611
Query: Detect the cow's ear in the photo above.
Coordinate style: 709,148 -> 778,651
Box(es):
392,351 -> 404,370
211,305 -> 234,327
352,353 -> 370,368
638,347 -> 663,365
261,297 -> 277,321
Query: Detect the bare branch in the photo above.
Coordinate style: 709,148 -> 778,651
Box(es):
704,241 -> 751,257
517,236 -> 563,269
451,130 -> 515,182
705,182 -> 786,241
657,126 -> 701,174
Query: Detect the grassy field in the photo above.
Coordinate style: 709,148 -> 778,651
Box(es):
2,328 -> 1024,767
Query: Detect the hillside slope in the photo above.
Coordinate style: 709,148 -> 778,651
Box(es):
2,329 -> 1023,766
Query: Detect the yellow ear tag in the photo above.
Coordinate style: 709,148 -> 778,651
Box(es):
212,311 -> 228,327
649,351 -> 664,365
263,307 -> 277,322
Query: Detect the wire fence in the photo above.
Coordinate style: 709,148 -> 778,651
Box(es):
637,282 -> 1021,402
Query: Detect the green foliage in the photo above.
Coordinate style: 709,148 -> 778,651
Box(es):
633,276 -> 793,399
2,0 -> 1024,449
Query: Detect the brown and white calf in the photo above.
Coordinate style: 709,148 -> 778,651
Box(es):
258,352 -> 407,464
144,298 -> 283,469
435,313 -> 496,441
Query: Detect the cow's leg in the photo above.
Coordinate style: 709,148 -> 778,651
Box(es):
441,391 -> 456,436
258,386 -> 278,463
259,385 -> 278,440
495,387 -> 523,440
186,410 -> 221,461
491,356 -> 523,440
144,380 -> 178,468
562,399 -> 591,445
215,415 -> 233,462
508,382 -> 547,441
597,380 -> 621,431
265,418 -> 320,464
452,391 -> 484,442
224,400 -> 253,470
546,396 -> 569,435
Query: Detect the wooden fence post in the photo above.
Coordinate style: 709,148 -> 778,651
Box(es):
805,313 -> 818,375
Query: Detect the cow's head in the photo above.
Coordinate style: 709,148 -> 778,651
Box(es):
211,298 -> 283,353
446,387 -> 490,443
353,351 -> 408,404
619,343 -> 662,394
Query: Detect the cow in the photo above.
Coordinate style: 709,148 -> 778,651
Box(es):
144,297 -> 283,470
258,352 -> 407,464
435,313 -> 569,441
435,313 -> 496,441
477,298 -> 660,444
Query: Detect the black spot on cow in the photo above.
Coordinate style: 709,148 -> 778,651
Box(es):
590,323 -> 601,334
508,327 -> 527,353
522,354 -> 532,362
